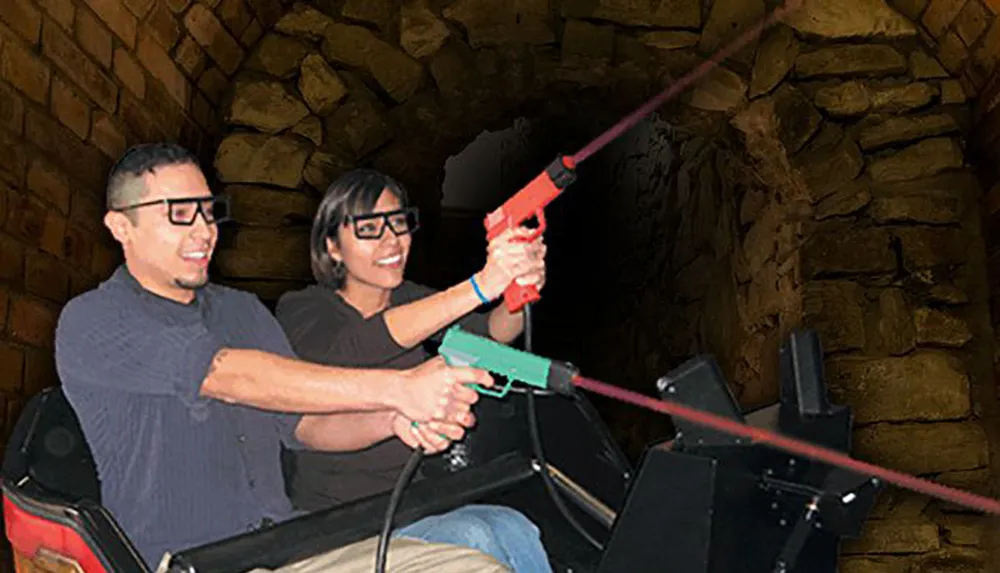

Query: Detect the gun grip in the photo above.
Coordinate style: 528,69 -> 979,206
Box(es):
503,281 -> 541,313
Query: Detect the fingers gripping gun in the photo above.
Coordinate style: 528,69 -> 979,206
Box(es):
439,326 -> 577,397
485,155 -> 577,313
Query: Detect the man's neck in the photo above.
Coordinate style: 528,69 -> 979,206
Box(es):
338,281 -> 391,318
124,262 -> 196,305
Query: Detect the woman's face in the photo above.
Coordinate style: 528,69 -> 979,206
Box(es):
327,188 -> 413,292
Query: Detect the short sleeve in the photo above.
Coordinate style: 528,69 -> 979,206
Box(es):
55,291 -> 226,408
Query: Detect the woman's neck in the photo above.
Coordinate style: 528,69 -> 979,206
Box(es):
338,280 -> 391,318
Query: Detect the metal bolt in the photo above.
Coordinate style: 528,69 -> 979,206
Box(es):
779,519 -> 787,527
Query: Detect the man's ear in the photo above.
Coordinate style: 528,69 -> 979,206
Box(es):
325,237 -> 342,264
104,211 -> 132,246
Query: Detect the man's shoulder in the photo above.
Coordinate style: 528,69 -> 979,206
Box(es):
204,281 -> 266,308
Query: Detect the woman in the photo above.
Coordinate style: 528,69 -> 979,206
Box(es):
275,168 -> 551,572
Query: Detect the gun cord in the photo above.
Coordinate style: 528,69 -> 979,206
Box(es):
374,2 -> 805,571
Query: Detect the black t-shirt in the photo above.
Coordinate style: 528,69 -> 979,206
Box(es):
273,280 -> 491,510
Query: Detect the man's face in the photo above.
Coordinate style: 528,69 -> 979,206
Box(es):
105,163 -> 219,302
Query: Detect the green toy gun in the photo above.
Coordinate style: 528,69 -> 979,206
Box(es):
438,326 -> 578,397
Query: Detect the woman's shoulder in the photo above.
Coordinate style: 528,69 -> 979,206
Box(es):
392,280 -> 439,304
275,283 -> 343,318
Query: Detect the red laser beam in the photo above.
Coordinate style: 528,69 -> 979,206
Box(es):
571,375 -> 1000,515
570,0 -> 804,165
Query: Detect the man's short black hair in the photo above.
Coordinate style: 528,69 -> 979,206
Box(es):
106,143 -> 201,211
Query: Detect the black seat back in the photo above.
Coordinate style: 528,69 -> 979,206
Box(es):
2,386 -> 101,502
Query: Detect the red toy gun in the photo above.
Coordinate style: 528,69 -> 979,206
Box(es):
483,155 -> 577,313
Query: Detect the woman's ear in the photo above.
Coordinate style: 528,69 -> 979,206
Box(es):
325,237 -> 342,264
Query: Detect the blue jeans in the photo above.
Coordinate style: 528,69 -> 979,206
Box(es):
395,504 -> 553,572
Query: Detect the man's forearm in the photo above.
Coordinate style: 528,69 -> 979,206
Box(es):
384,280 -> 484,348
295,411 -> 396,451
200,348 -> 402,413
488,306 -> 524,343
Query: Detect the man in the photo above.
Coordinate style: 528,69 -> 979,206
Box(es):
54,143 -> 550,572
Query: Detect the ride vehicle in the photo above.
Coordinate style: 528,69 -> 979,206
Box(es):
1,329 -> 880,573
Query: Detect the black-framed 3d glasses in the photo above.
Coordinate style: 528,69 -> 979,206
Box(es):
342,207 -> 420,240
111,196 -> 231,226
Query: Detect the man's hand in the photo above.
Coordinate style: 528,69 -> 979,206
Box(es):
390,412 -> 471,454
476,227 -> 547,300
393,356 -> 492,424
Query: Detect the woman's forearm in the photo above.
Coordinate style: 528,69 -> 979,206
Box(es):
200,348 -> 403,413
383,278 -> 485,348
295,411 -> 396,451
487,305 -> 524,343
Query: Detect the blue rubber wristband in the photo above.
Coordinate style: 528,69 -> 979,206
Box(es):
470,275 -> 489,305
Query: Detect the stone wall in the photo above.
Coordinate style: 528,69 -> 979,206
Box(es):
210,0 -> 1000,570
0,0 -> 265,568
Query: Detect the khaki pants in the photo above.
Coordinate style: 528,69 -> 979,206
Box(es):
244,535 -> 510,573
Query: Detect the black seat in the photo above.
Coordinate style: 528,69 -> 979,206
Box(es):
2,387 -> 149,573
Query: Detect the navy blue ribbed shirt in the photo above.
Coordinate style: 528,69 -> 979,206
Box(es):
54,265 -> 307,569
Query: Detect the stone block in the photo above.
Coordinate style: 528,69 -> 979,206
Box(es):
939,514 -> 987,546
802,224 -> 895,277
26,158 -> 71,214
112,47 -> 145,98
0,126 -> 27,187
0,283 -> 7,329
145,2 -> 181,50
827,351 -> 970,424
81,0 -> 137,48
444,0 -> 555,47
365,44 -> 424,103
1,39 -> 51,105
922,0 -> 967,38
953,0 -> 990,46
792,124 -> 864,202
814,81 -> 936,117
215,133 -> 312,189
894,226 -> 969,269
136,33 -> 188,109
914,307 -> 972,347
5,189 -> 66,257
214,227 -> 311,280
699,0 -> 764,64
8,295 -> 57,348
803,280 -> 866,351
940,79 -> 967,104
937,31 -> 969,74
24,107 -> 109,189
561,0 -> 701,29
783,0 -> 919,40
197,66 -> 226,104
795,44 -> 907,78
302,150 -> 353,190
0,343 -> 24,393
89,110 -> 126,160
183,4 -> 243,75
291,116 -> 321,146
274,3 -> 334,40
245,33 -> 309,79
687,65 -> 746,113
873,287 -> 916,355
121,0 -> 153,18
868,138 -> 964,184
41,21 -> 118,113
227,185 -> 319,227
0,81 -> 25,134
74,7 -> 113,68
842,518 -> 940,554
561,19 -> 614,61
63,223 -> 94,270
0,231 -> 25,283
216,0 -> 252,39
37,0 -> 75,32
50,75 -> 90,140
226,80 -> 309,134
174,35 -> 205,79
325,98 -> 390,159
889,0 -> 928,20
871,172 -> 972,225
401,0 -> 451,59
853,421 -> 989,474
25,253 -> 70,302
911,548 -> 988,573
814,178 -> 872,220
770,83 -> 822,154
749,25 -> 798,98
239,19 -> 262,47
909,50 -> 949,79
0,0 -> 42,45
858,113 -> 960,151
638,30 -> 699,50
298,54 -> 346,117
23,346 -> 57,394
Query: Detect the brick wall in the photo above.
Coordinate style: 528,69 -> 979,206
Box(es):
0,0 -> 280,570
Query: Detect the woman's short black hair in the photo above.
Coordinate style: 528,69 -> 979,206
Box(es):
310,168 -> 411,289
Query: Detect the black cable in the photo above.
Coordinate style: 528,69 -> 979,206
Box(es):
374,448 -> 424,573
523,303 -> 605,551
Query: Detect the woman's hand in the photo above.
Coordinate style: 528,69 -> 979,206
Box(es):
475,227 -> 547,301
